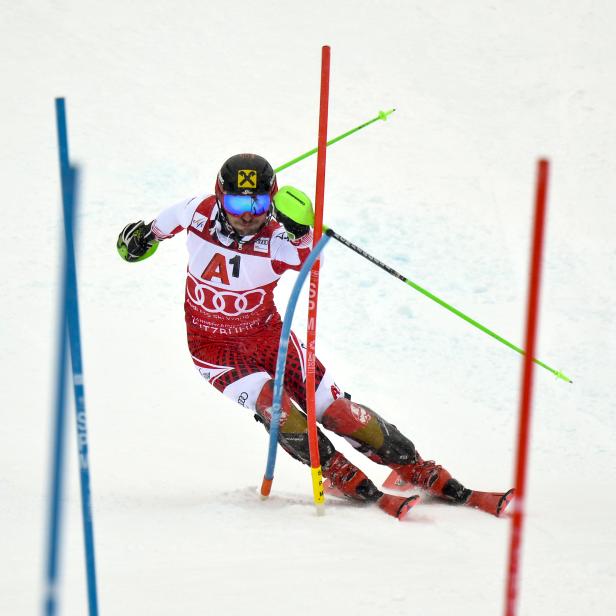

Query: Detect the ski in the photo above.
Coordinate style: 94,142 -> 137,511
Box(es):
377,493 -> 421,520
323,478 -> 421,520
466,489 -> 514,517
383,470 -> 514,517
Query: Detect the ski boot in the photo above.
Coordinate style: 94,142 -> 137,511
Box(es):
385,457 -> 514,517
323,452 -> 420,520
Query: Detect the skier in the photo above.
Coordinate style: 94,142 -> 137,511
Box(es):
117,153 -> 513,520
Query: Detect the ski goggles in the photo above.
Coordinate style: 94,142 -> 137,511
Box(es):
222,193 -> 271,216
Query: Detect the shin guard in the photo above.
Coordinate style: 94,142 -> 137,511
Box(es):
255,380 -> 335,466
321,398 -> 417,466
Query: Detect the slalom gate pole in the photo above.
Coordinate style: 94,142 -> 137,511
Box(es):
43,147 -> 72,616
504,160 -> 550,616
324,227 -> 571,383
260,234 -> 331,497
303,45 -> 331,514
273,109 -> 395,174
54,98 -> 99,616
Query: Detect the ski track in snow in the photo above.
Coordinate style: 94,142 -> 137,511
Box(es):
2,2 -> 616,615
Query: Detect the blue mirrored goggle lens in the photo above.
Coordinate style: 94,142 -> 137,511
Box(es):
223,193 -> 271,216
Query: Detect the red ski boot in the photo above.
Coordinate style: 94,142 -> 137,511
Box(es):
323,452 -> 421,520
384,457 -> 514,517
322,452 -> 382,502
388,457 -> 453,495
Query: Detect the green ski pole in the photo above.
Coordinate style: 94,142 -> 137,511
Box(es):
324,227 -> 572,383
274,109 -> 395,173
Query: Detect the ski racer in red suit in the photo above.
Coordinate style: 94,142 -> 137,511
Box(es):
117,153 -> 513,519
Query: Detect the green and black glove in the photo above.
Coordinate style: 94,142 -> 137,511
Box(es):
272,185 -> 315,240
117,220 -> 159,262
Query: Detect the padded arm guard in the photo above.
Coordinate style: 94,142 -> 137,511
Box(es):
273,185 -> 315,240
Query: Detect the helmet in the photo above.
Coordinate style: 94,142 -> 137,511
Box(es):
215,153 -> 278,204
214,153 -> 278,241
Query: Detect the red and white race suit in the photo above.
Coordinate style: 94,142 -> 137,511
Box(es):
152,194 -> 341,416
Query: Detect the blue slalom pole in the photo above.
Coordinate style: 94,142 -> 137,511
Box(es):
54,98 -> 99,615
43,178 -> 71,615
260,234 -> 331,496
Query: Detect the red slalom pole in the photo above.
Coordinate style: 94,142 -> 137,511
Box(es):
505,159 -> 550,616
305,45 -> 331,514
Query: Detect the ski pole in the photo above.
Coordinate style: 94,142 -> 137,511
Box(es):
324,227 -> 572,383
274,109 -> 395,174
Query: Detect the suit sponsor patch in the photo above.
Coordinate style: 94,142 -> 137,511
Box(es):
254,237 -> 270,253
238,169 -> 257,189
191,213 -> 208,231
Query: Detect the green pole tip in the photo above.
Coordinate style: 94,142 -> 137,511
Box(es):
554,370 -> 573,383
378,109 -> 396,121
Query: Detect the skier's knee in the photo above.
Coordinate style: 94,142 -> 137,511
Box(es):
322,398 -> 374,436
255,379 -> 334,465
321,398 -> 417,465
255,379 -> 307,433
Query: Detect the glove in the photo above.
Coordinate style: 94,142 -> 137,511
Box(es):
272,185 -> 314,240
117,220 -> 159,262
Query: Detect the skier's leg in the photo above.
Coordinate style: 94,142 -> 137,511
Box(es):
267,329 -> 465,501
252,332 -> 386,502
254,380 -> 382,503
187,335 -> 382,503
321,397 -> 472,504
275,330 -> 342,417
188,329 -> 417,519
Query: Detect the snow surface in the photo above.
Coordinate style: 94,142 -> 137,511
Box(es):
2,1 -> 616,614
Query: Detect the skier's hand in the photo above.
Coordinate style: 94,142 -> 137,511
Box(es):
273,185 -> 314,240
117,220 -> 159,262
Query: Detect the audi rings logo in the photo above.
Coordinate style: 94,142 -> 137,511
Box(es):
187,274 -> 266,316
